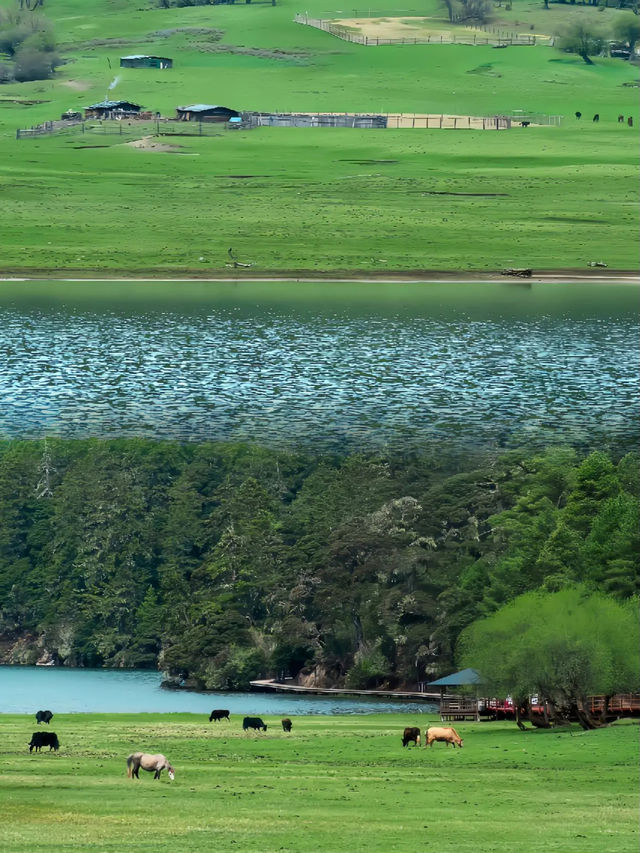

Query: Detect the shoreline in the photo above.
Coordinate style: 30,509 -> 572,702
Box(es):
1,269 -> 639,284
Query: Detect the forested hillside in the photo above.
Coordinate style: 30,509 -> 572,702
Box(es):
0,439 -> 637,689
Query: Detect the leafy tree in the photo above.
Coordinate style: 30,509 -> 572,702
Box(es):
0,8 -> 57,82
557,18 -> 609,63
458,586 -> 640,729
0,440 -> 636,688
612,11 -> 640,53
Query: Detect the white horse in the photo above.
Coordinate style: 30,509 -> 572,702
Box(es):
126,752 -> 175,780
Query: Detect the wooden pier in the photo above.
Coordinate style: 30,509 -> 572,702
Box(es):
249,679 -> 442,701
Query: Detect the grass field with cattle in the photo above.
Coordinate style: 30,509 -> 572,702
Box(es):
0,0 -> 638,275
0,714 -> 637,852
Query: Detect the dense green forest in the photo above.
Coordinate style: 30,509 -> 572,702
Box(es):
0,439 -> 637,689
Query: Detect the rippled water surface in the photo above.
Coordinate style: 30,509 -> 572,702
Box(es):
0,666 -> 436,715
0,281 -> 637,451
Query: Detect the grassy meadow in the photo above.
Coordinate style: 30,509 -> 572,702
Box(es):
0,0 -> 638,274
0,713 -> 638,852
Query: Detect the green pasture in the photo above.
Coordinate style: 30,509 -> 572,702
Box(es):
0,713 -> 637,852
1,124 -> 637,272
0,0 -> 638,273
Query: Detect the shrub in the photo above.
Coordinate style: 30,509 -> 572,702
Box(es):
13,47 -> 59,82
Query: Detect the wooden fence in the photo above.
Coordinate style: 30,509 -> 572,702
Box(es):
17,118 -> 231,140
294,13 -> 543,46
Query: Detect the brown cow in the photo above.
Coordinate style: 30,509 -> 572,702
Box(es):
425,726 -> 463,748
402,727 -> 421,747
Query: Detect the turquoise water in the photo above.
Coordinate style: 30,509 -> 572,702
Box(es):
0,666 -> 437,715
0,280 -> 637,451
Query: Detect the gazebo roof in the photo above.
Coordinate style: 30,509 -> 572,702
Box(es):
427,668 -> 483,687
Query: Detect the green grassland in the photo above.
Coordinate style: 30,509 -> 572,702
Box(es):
0,714 -> 638,853
0,0 -> 638,274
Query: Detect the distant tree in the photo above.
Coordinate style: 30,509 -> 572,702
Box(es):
458,586 -> 640,729
459,0 -> 493,22
441,0 -> 492,22
441,0 -> 459,22
0,61 -> 14,82
612,11 -> 640,53
557,18 -> 609,63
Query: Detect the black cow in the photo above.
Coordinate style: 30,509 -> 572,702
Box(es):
520,121 -> 530,128
402,727 -> 421,747
618,114 -> 625,123
281,718 -> 292,732
35,710 -> 53,725
29,731 -> 59,752
243,716 -> 267,732
575,111 -> 582,119
209,709 -> 230,722
593,114 -> 600,123
628,117 -> 633,127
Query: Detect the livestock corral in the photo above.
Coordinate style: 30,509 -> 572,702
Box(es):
1,711 -> 637,852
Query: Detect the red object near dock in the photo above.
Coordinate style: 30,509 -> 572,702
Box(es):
587,694 -> 640,718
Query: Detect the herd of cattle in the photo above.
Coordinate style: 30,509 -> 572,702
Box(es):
26,709 -> 464,773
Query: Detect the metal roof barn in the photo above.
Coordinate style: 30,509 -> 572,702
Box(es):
84,100 -> 142,118
120,55 -> 173,69
175,104 -> 240,122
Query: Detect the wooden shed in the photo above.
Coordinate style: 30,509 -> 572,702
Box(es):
84,99 -> 142,119
175,104 -> 240,122
120,55 -> 173,69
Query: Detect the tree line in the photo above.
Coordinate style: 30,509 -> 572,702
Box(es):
0,7 -> 59,84
0,439 -> 637,691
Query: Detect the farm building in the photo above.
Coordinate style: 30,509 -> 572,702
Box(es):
84,100 -> 142,119
176,104 -> 240,122
120,55 -> 173,69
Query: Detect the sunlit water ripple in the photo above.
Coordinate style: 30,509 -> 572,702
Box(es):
1,283 -> 637,452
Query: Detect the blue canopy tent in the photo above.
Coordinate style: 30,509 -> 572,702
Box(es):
427,669 -> 484,721
427,668 -> 483,690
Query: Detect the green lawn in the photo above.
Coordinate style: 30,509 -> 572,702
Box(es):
1,124 -> 637,273
0,0 -> 638,274
0,714 -> 637,852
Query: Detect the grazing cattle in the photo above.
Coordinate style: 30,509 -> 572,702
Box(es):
243,716 -> 267,732
35,710 -> 53,725
520,121 -> 530,128
281,718 -> 292,733
575,111 -> 582,119
29,731 -> 59,752
592,114 -> 599,123
402,727 -> 421,747
628,117 -> 633,127
208,709 -> 230,722
127,752 -> 175,780
618,114 -> 625,123
425,726 -> 464,749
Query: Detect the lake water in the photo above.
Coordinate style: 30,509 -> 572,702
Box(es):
0,666 -> 436,715
0,281 -> 638,452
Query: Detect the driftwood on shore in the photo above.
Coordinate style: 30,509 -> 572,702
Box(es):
501,268 -> 533,278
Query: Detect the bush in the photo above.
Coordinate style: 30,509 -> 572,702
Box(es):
204,646 -> 268,690
344,645 -> 391,688
0,61 -> 14,83
13,47 -> 59,82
